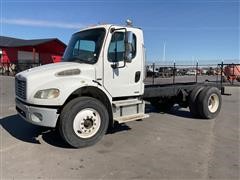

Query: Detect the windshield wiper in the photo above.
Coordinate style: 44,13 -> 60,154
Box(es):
66,57 -> 87,63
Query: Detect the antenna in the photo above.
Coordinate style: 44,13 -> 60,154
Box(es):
162,42 -> 166,64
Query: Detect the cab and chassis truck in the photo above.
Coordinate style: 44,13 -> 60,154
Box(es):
15,24 -> 223,148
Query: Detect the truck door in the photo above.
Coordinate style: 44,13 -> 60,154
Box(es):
103,30 -> 143,98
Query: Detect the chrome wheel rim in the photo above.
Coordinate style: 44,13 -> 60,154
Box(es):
208,94 -> 219,113
73,108 -> 101,138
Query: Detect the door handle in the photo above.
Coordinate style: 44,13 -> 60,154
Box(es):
135,71 -> 141,82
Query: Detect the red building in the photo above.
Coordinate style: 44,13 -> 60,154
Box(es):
0,36 -> 66,64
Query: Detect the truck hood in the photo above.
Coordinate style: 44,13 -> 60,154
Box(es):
16,62 -> 96,81
15,62 -> 96,102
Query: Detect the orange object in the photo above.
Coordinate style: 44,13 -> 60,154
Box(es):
224,65 -> 240,81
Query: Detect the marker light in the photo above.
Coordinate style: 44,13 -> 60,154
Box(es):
56,69 -> 80,76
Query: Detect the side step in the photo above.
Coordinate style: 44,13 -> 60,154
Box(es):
115,113 -> 149,123
112,98 -> 142,107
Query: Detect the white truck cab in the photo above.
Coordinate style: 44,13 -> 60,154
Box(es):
15,23 -> 149,147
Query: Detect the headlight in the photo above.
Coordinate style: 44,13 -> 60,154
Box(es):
34,88 -> 60,99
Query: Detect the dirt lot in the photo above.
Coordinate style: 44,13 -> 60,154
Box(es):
0,76 -> 239,179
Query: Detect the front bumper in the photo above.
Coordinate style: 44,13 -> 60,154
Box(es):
15,99 -> 59,128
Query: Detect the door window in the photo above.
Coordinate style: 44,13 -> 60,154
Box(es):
108,32 -> 136,62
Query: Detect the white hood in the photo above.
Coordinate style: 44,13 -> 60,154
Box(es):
17,62 -> 95,80
15,62 -> 97,104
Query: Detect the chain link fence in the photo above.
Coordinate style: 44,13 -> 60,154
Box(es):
145,62 -> 240,86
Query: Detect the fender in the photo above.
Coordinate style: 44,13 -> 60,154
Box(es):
62,85 -> 114,128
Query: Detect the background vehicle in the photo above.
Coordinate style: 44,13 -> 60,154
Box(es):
186,69 -> 196,76
146,66 -> 160,77
224,64 -> 240,82
15,22 -> 223,148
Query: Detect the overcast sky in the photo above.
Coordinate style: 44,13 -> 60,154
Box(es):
0,0 -> 239,63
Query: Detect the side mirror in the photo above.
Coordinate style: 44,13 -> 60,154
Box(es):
125,31 -> 133,63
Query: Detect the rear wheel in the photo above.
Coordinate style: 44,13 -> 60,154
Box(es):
197,87 -> 222,119
189,86 -> 204,117
59,97 -> 109,148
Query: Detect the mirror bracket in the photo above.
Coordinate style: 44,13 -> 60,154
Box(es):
111,63 -> 118,69
111,61 -> 126,69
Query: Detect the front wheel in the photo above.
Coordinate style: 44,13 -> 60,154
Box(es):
58,97 -> 109,148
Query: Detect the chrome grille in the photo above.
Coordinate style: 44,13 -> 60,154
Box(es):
15,78 -> 26,99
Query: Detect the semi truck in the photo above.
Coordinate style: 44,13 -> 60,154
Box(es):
15,23 -> 223,148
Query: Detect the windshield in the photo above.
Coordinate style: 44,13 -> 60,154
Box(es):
63,28 -> 106,64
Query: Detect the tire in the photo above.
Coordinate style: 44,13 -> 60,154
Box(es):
189,86 -> 205,117
58,97 -> 109,148
197,87 -> 222,119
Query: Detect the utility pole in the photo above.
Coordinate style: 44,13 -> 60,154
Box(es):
162,42 -> 166,65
